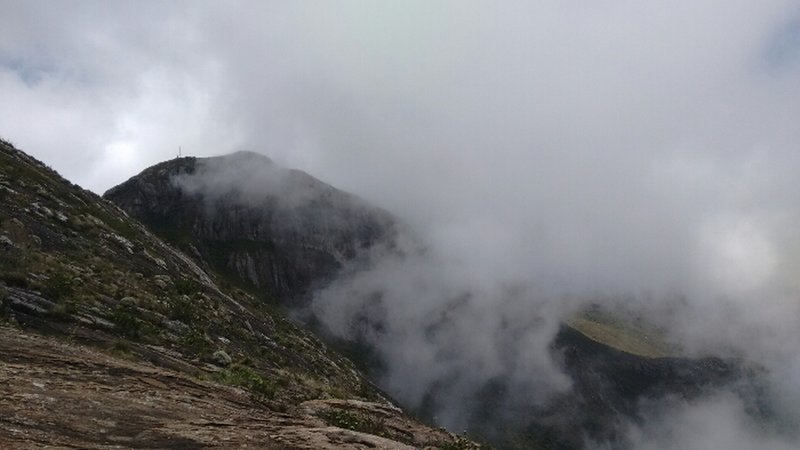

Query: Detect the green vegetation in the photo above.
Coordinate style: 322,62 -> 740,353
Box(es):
318,408 -> 396,440
111,303 -> 147,339
0,270 -> 29,288
169,293 -> 201,322
41,272 -> 74,301
179,326 -> 212,356
49,300 -> 77,321
174,277 -> 200,296
213,364 -> 278,401
110,339 -> 132,354
0,285 -> 8,319
567,308 -> 675,358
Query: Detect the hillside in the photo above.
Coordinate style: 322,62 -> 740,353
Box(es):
0,138 -> 480,449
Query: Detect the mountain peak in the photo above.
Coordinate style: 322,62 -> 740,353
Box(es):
104,150 -> 397,303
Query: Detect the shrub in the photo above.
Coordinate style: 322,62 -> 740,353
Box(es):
1,271 -> 29,288
112,304 -> 142,339
214,365 -> 277,401
175,278 -> 200,296
0,286 -> 8,318
41,272 -> 73,301
49,301 -> 77,321
318,409 -> 391,439
110,339 -> 132,354
179,326 -> 211,356
169,294 -> 199,323
212,350 -> 232,367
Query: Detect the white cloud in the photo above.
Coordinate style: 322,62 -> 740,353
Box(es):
3,0 -> 800,445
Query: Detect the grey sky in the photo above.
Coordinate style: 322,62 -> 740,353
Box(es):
3,1 -> 800,446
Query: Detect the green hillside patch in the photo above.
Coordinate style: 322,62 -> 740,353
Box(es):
566,310 -> 676,358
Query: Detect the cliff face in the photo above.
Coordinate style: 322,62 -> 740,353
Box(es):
0,139 -> 479,449
104,151 -> 397,304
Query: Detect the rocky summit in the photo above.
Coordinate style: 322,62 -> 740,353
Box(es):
0,138 -> 481,449
103,151 -> 398,304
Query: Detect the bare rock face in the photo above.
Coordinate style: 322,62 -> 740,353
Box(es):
104,152 -> 398,304
0,326 -> 478,450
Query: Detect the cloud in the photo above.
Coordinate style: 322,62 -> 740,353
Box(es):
621,393 -> 799,450
3,0 -> 800,445
0,0 -> 238,192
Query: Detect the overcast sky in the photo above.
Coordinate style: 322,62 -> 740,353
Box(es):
3,0 -> 799,303
1,1 -> 798,199
3,1 -> 800,446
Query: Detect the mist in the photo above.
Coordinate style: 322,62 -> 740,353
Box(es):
3,0 -> 800,447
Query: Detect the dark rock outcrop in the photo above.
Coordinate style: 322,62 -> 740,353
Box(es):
104,152 -> 397,303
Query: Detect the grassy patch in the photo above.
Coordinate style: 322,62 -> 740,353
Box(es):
49,300 -> 77,321
318,408 -> 395,440
41,272 -> 74,301
179,326 -> 212,356
0,285 -> 8,319
566,313 -> 674,358
169,294 -> 200,323
110,339 -> 132,354
0,270 -> 29,288
175,278 -> 201,296
213,364 -> 277,400
111,304 -> 147,339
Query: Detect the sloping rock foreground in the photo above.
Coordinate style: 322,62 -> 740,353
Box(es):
0,325 -> 473,449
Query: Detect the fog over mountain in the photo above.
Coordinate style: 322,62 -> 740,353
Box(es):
3,1 -> 800,447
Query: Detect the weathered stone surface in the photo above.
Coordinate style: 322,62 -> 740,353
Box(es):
0,326 -> 477,449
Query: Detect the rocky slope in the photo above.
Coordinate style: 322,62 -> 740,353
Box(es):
0,138 -> 480,449
104,151 -> 398,304
0,326 -> 475,449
